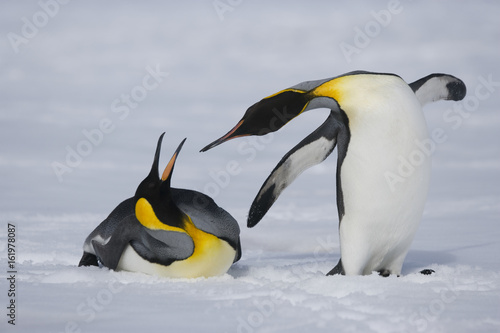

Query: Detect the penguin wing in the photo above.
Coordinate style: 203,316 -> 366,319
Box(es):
409,73 -> 466,106
91,223 -> 135,270
129,228 -> 194,266
80,197 -> 194,269
80,198 -> 138,268
172,188 -> 242,262
82,198 -> 136,249
91,219 -> 195,269
248,111 -> 342,227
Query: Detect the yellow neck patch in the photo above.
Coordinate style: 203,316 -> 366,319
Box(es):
135,198 -> 186,233
125,197 -> 235,278
182,218 -> 223,262
135,197 -> 226,261
263,88 -> 306,99
310,76 -> 350,103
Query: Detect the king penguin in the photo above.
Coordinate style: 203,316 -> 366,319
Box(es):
79,133 -> 241,278
201,71 -> 466,276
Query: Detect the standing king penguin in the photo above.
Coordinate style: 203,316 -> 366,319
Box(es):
79,133 -> 241,278
201,71 -> 466,276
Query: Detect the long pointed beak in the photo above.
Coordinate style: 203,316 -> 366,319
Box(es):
161,138 -> 187,181
200,119 -> 246,152
147,132 -> 166,179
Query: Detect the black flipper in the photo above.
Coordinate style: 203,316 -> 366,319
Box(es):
89,215 -> 195,270
130,228 -> 194,266
409,73 -> 466,105
79,198 -> 138,269
247,111 -> 343,227
78,252 -> 99,267
91,232 -> 132,270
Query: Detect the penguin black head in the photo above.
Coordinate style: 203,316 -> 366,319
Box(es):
200,89 -> 312,152
135,133 -> 187,228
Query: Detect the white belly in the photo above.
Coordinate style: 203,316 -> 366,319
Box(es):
338,80 -> 431,275
116,240 -> 236,278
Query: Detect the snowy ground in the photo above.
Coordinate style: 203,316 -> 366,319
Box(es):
1,1 -> 499,332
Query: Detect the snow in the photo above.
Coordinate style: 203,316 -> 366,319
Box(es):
1,1 -> 499,332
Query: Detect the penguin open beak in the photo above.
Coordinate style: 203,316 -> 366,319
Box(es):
161,138 -> 187,182
200,119 -> 247,152
136,133 -> 187,198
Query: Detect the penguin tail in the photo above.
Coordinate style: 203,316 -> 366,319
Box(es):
247,111 -> 342,227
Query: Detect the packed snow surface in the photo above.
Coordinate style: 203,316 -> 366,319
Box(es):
1,1 -> 499,332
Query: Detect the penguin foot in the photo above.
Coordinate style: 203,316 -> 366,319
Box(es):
420,269 -> 435,275
378,269 -> 391,277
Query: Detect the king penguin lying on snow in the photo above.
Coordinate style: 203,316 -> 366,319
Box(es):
79,133 -> 241,278
201,71 -> 466,276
